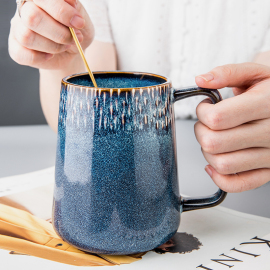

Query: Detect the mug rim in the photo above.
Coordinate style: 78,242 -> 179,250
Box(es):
62,71 -> 171,91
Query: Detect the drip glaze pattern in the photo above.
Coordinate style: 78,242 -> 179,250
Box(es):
59,83 -> 173,133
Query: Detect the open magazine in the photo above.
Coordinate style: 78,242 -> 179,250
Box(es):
0,168 -> 269,269
198,232 -> 270,270
0,167 -> 54,219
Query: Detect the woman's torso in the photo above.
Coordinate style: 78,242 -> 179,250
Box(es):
82,0 -> 270,117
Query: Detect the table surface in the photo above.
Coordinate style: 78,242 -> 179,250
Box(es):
0,120 -> 269,218
1,168 -> 270,270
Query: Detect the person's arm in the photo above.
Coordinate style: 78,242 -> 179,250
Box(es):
40,40 -> 117,132
8,0 -> 117,132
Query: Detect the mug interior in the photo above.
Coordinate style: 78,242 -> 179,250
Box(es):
66,72 -> 168,89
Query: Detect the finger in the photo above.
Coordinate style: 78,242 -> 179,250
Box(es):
33,0 -> 85,29
205,165 -> 270,193
73,1 -> 95,46
21,2 -> 75,45
202,148 -> 270,175
9,36 -> 53,67
14,22 -> 71,54
195,62 -> 270,90
196,81 -> 270,130
194,119 -> 270,154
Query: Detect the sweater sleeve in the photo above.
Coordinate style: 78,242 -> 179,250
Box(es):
80,0 -> 114,43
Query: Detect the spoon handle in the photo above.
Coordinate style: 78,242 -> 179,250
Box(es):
69,27 -> 98,88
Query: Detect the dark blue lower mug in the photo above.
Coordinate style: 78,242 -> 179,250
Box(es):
53,71 -> 226,255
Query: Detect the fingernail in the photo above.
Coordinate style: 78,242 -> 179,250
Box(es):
45,54 -> 54,61
197,73 -> 214,82
70,15 -> 85,29
205,165 -> 213,177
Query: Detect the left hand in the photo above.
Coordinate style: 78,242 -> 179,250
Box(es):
194,63 -> 270,193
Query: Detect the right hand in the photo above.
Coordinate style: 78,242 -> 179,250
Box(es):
9,0 -> 94,70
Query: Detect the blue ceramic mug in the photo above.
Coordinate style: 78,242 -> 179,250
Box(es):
53,71 -> 226,255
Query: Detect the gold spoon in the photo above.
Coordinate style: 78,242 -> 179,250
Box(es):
69,27 -> 98,87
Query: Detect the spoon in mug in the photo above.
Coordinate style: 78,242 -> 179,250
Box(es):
69,27 -> 98,88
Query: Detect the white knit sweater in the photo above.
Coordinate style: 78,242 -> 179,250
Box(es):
81,0 -> 270,118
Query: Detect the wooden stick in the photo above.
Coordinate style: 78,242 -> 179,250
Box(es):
69,27 -> 98,88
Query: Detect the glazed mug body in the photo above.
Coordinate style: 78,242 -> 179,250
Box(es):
53,71 -> 226,255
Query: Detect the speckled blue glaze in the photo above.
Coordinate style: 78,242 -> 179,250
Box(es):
53,72 -> 181,255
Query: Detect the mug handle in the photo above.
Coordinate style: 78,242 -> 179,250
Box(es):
173,86 -> 227,212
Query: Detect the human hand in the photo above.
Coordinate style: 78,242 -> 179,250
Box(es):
195,63 -> 270,193
9,0 -> 94,70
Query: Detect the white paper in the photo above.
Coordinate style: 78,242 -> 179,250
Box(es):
0,167 -> 54,197
202,233 -> 270,270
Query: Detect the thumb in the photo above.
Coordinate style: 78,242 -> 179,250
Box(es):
195,62 -> 270,89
